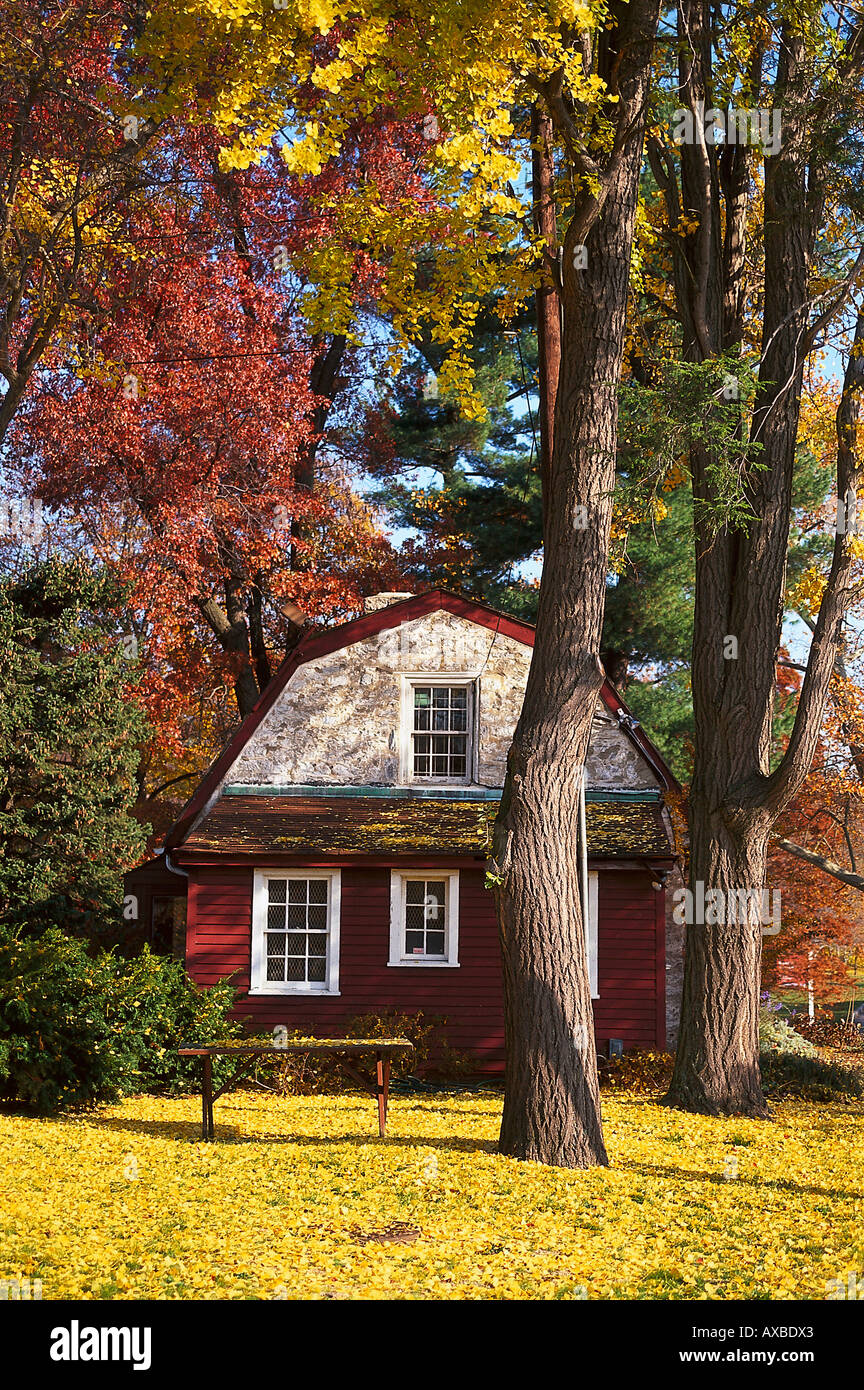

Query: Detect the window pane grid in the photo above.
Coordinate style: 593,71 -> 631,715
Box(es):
264,878 -> 329,986
403,879 -> 447,958
412,686 -> 469,778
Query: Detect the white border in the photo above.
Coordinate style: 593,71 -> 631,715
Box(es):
399,674 -> 479,785
389,869 -> 460,967
250,868 -> 341,995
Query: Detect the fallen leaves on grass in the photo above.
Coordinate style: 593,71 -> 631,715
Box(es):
0,1090 -> 861,1300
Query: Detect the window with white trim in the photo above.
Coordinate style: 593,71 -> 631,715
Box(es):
251,870 -> 340,995
389,870 -> 460,967
408,682 -> 472,780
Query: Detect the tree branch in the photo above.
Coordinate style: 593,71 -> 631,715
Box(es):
759,308 -> 864,813
775,836 -> 864,893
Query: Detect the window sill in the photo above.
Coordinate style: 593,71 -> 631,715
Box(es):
387,960 -> 460,969
248,987 -> 341,997
401,781 -> 479,789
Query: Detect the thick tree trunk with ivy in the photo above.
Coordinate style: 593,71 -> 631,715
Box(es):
655,12 -> 864,1114
492,0 -> 661,1167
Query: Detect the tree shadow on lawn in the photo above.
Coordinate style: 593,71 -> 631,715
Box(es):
87,1113 -> 499,1154
622,1159 -> 859,1202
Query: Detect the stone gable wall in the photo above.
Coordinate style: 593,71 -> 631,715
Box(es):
227,611 -> 659,791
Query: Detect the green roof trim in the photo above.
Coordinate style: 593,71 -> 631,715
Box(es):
222,783 -> 661,803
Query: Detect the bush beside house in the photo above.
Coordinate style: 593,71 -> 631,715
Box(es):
597,1005 -> 862,1102
0,928 -> 240,1113
0,560 -> 149,940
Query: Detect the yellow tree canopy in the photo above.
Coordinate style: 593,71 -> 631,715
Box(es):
137,0 -> 615,411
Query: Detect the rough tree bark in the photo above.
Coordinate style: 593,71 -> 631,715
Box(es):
531,102 -> 561,517
666,3 -> 774,1108
650,5 -> 864,1115
492,0 -> 661,1167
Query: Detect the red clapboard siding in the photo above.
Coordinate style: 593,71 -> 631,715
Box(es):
594,871 -> 665,1054
186,864 -> 665,1070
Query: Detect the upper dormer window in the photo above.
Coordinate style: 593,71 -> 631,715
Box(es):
405,680 -> 474,781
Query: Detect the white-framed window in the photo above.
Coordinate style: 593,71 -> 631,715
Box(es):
400,677 -> 476,783
389,870 -> 460,967
587,870 -> 599,999
251,870 -> 341,995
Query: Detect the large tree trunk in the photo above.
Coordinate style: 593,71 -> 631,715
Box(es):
531,102 -> 561,513
670,305 -> 864,1114
493,0 -> 661,1167
664,11 -> 864,1112
667,26 -> 813,1114
669,806 -> 771,1115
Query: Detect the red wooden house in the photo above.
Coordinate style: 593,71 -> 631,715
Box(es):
128,591 -> 678,1070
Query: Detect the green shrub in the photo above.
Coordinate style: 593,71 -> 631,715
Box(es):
759,1051 -> 864,1101
0,929 -> 125,1111
758,1008 -> 817,1058
97,949 -> 242,1094
0,895 -> 124,949
0,928 -> 241,1113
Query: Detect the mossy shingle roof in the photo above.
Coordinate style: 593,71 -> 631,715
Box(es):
180,795 -> 673,860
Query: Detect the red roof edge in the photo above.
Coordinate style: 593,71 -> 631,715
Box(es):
164,638 -> 311,852
165,591 -> 536,850
165,589 -> 678,848
598,682 -> 680,792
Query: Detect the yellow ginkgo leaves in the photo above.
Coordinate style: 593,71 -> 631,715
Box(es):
1,1089 -> 860,1300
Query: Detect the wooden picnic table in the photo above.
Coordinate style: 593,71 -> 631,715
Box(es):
178,1037 -> 414,1141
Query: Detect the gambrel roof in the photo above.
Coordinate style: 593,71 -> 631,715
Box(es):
165,590 -> 677,852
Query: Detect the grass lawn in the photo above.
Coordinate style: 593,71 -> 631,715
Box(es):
2,1089 -> 862,1300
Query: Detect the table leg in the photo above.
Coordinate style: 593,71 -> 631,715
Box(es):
203,1054 -> 214,1140
376,1052 -> 391,1138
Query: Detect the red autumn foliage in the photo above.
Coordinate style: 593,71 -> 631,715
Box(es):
8,111 -> 436,772
767,671 -> 864,1004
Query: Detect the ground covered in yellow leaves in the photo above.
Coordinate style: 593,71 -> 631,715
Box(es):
2,1090 -> 861,1300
